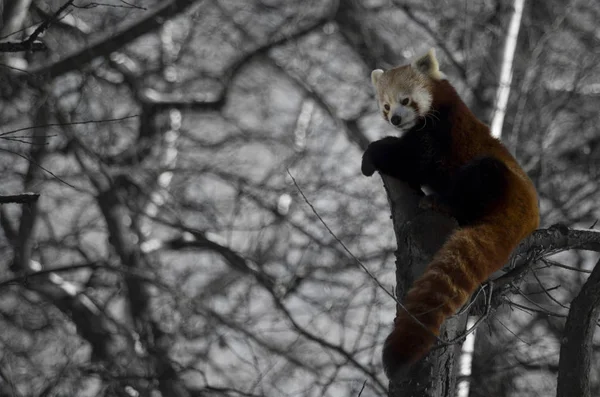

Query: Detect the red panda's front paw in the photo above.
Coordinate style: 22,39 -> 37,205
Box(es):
361,151 -> 377,176
361,137 -> 401,177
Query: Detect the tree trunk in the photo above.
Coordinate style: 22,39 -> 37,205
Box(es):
556,258 -> 600,397
382,176 -> 467,397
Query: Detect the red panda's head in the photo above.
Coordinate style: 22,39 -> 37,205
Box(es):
371,49 -> 445,133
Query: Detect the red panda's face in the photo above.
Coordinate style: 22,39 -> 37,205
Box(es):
373,69 -> 433,133
371,49 -> 444,134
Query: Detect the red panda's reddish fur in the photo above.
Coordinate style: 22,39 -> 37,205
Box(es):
380,76 -> 539,376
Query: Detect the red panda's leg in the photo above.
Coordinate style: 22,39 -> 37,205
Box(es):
447,156 -> 509,225
361,135 -> 430,188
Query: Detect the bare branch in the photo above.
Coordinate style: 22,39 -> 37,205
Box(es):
496,225 -> 600,287
25,0 -> 75,46
29,0 -> 202,78
0,0 -> 75,53
0,261 -> 170,290
0,193 -> 40,204
0,41 -> 46,52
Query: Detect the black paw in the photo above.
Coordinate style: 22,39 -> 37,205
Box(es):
361,150 -> 377,176
361,137 -> 401,177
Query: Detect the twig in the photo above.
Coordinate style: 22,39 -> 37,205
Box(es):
0,261 -> 170,290
0,148 -> 77,190
0,193 -> 40,204
73,1 -> 147,10
287,169 -> 446,344
25,0 -> 76,46
494,317 -> 532,346
456,282 -> 488,315
513,284 -> 568,316
286,169 -> 394,300
0,0 -> 75,53
505,298 -> 567,318
531,268 -> 570,309
542,258 -> 593,274
442,281 -> 494,346
357,380 -> 367,396
0,114 -> 138,137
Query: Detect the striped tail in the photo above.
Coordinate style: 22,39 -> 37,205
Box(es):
382,219 -> 520,378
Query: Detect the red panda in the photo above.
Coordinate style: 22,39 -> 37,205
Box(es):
362,49 -> 539,378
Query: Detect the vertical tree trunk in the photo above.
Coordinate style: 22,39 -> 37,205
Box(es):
382,176 -> 467,397
556,258 -> 600,397
490,0 -> 525,138
468,2 -> 513,124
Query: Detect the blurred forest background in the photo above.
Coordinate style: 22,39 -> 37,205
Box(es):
0,0 -> 599,396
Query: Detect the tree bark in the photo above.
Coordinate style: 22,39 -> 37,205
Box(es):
556,257 -> 600,397
381,176 -> 467,397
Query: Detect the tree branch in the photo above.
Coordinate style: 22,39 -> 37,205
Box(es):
29,0 -> 201,78
96,181 -> 191,397
0,193 -> 40,204
0,41 -> 46,52
0,0 -> 75,53
11,103 -> 49,273
495,225 -> 600,288
25,0 -> 74,45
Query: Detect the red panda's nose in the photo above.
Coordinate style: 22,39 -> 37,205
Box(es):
390,115 -> 402,126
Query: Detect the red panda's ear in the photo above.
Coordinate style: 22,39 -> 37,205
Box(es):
371,69 -> 384,88
412,48 -> 443,80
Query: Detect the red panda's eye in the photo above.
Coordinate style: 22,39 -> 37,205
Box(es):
384,104 -> 390,111
401,98 -> 410,106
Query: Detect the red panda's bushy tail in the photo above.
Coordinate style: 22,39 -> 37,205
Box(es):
382,218 -> 520,377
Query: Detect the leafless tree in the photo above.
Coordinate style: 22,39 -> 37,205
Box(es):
0,1 -> 598,397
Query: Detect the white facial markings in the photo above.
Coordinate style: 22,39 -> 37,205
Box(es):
388,101 -> 418,132
411,87 -> 432,116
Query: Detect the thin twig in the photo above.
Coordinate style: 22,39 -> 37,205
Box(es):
531,268 -> 570,309
287,169 -> 446,344
357,380 -> 367,397
287,169 -> 394,300
0,115 -> 138,137
506,298 -> 568,318
0,148 -> 77,190
543,258 -> 593,274
73,1 -> 147,10
495,317 -> 532,346
442,281 -> 494,346
0,262 -> 170,290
